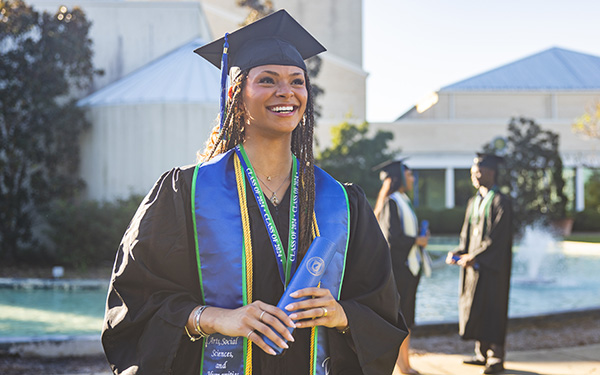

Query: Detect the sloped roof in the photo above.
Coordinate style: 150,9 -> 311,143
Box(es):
441,47 -> 600,91
78,38 -> 220,107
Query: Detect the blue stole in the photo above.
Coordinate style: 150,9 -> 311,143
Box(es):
192,148 -> 350,375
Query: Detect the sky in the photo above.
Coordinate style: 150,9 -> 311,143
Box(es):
363,0 -> 600,122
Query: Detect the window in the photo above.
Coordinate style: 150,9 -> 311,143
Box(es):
414,169 -> 445,210
454,168 -> 475,208
584,168 -> 600,211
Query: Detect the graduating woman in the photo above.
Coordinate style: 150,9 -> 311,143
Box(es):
101,10 -> 407,375
373,160 -> 431,375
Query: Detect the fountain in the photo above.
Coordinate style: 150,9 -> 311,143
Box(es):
416,233 -> 600,324
512,223 -> 564,284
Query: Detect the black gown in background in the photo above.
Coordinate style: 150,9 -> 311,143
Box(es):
454,192 -> 512,345
102,164 -> 407,375
378,197 -> 421,328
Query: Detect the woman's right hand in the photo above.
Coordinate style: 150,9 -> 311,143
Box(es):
193,301 -> 296,355
415,236 -> 428,247
445,251 -> 457,264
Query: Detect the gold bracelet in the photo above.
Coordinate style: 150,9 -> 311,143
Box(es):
336,325 -> 350,334
193,305 -> 210,338
184,326 -> 202,342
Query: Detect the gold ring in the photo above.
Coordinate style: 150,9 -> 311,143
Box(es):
322,307 -> 328,317
259,310 -> 266,322
247,330 -> 254,339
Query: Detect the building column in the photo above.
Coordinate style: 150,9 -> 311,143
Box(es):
575,166 -> 585,212
550,93 -> 558,119
445,167 -> 455,209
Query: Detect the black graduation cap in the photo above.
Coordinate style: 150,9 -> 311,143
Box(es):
194,9 -> 326,130
372,158 -> 410,192
474,153 -> 505,170
194,9 -> 326,74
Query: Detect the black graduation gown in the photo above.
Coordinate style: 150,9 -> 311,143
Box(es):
102,165 -> 407,375
378,197 -> 420,328
455,192 -> 512,344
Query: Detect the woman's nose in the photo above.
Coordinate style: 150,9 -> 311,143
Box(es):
276,83 -> 294,98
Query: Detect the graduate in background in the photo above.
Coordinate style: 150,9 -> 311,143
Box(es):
374,159 -> 431,375
101,10 -> 407,375
446,153 -> 513,375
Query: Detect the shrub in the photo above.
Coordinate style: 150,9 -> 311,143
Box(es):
317,121 -> 397,199
572,208 -> 600,232
45,195 -> 143,269
414,207 -> 466,234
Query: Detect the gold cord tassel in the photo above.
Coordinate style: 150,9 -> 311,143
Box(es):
235,155 -> 254,374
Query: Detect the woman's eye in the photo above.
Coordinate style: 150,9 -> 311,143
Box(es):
292,79 -> 305,86
258,77 -> 275,84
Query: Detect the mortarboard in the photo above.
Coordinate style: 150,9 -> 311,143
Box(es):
194,9 -> 326,74
194,10 -> 326,130
474,153 -> 505,170
372,158 -> 410,191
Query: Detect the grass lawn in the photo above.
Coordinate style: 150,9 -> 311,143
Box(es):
564,232 -> 600,243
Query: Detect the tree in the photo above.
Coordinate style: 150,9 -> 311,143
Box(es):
0,0 -> 98,262
482,117 -> 568,235
236,0 -> 274,25
317,121 -> 397,199
572,100 -> 600,140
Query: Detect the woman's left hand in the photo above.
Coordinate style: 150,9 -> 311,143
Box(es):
284,287 -> 348,330
457,253 -> 476,268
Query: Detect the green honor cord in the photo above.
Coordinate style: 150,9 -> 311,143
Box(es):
236,145 -> 299,288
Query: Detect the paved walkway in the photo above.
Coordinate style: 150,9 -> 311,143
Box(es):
408,343 -> 600,375
5,343 -> 598,375
48,344 -> 600,375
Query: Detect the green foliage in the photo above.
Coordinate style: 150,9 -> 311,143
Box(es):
572,100 -> 600,140
572,208 -> 600,233
316,121 -> 397,199
482,117 -> 568,235
454,169 -> 477,207
414,207 -> 466,234
0,1 -> 99,263
305,55 -> 324,120
45,195 -> 143,269
236,0 -> 274,25
584,169 -> 600,211
564,232 -> 600,243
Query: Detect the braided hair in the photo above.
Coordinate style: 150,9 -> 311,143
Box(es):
198,70 -> 317,258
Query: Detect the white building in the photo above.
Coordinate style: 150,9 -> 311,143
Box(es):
28,0 -> 366,200
371,47 -> 600,211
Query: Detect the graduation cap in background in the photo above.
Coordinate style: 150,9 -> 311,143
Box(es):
474,153 -> 505,171
194,9 -> 326,129
372,158 -> 410,192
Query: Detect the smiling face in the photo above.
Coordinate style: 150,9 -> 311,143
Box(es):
242,64 -> 308,139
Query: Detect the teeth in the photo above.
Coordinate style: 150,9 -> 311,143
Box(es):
271,106 -> 294,113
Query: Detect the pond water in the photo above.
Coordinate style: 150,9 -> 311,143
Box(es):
0,288 -> 106,337
1,237 -> 599,338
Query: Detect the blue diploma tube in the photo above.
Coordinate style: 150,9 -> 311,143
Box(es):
260,236 -> 337,354
451,254 -> 479,270
420,220 -> 429,237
